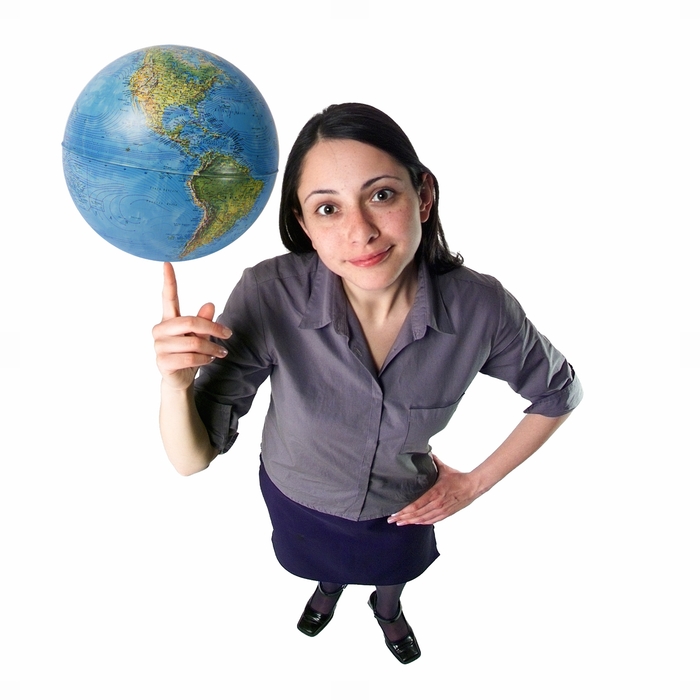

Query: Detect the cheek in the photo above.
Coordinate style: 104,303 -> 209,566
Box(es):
389,207 -> 423,240
306,230 -> 334,258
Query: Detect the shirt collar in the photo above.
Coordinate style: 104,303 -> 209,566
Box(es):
298,254 -> 455,337
298,256 -> 347,333
410,259 -> 456,339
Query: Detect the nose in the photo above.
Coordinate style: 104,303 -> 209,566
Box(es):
346,204 -> 379,245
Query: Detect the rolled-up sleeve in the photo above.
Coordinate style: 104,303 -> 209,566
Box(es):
194,268 -> 273,453
480,284 -> 583,417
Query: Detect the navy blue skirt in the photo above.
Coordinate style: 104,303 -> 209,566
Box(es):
259,463 -> 439,585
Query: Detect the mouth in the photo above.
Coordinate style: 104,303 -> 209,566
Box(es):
348,247 -> 392,267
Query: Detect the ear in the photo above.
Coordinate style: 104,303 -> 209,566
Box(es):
418,173 -> 435,224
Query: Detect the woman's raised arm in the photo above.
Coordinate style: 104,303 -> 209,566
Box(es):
153,262 -> 231,475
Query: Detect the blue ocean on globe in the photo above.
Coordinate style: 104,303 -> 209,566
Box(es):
62,45 -> 278,261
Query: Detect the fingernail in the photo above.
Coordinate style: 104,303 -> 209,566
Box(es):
223,328 -> 233,338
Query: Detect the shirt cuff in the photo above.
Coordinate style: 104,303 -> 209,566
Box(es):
193,392 -> 239,454
523,366 -> 583,417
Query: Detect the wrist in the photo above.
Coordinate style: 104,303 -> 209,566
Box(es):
468,462 -> 501,499
160,377 -> 195,396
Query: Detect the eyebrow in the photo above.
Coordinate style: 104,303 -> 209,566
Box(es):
302,175 -> 402,204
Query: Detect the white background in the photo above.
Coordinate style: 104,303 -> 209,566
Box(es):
2,1 -> 698,697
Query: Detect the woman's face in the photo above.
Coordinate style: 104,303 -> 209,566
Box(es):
295,139 -> 433,297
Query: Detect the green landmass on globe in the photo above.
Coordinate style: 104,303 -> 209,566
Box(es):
62,45 -> 278,262
185,153 -> 264,257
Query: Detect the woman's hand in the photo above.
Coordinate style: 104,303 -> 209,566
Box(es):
153,262 -> 232,391
387,413 -> 571,526
387,455 -> 483,526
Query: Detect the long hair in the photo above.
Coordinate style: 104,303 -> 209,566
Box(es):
279,103 -> 463,274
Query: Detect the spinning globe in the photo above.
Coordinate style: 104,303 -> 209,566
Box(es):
62,45 -> 278,261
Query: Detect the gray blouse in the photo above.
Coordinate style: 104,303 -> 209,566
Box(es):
194,252 -> 582,521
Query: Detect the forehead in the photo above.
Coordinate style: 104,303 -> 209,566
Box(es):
298,139 -> 408,189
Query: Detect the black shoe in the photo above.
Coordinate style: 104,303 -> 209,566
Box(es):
368,591 -> 422,664
297,583 -> 347,637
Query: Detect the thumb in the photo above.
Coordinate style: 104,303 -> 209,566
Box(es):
197,302 -> 215,322
431,453 -> 445,470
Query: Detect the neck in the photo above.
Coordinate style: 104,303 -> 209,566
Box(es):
342,262 -> 419,324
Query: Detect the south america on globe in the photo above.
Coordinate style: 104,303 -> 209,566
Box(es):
62,46 -> 278,261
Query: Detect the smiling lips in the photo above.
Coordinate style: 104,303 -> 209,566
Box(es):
348,247 -> 392,267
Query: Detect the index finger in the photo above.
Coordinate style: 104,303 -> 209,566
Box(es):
162,262 -> 181,321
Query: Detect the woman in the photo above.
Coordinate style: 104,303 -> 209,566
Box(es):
153,103 -> 582,664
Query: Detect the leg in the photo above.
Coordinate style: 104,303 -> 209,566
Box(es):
309,582 -> 346,614
372,584 -> 408,640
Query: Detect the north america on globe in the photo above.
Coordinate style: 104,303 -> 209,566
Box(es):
63,45 -> 278,261
129,49 -> 264,257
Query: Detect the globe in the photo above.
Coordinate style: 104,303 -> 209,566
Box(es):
62,45 -> 278,261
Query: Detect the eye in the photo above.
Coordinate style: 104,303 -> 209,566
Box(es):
372,188 -> 395,203
315,203 -> 338,216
